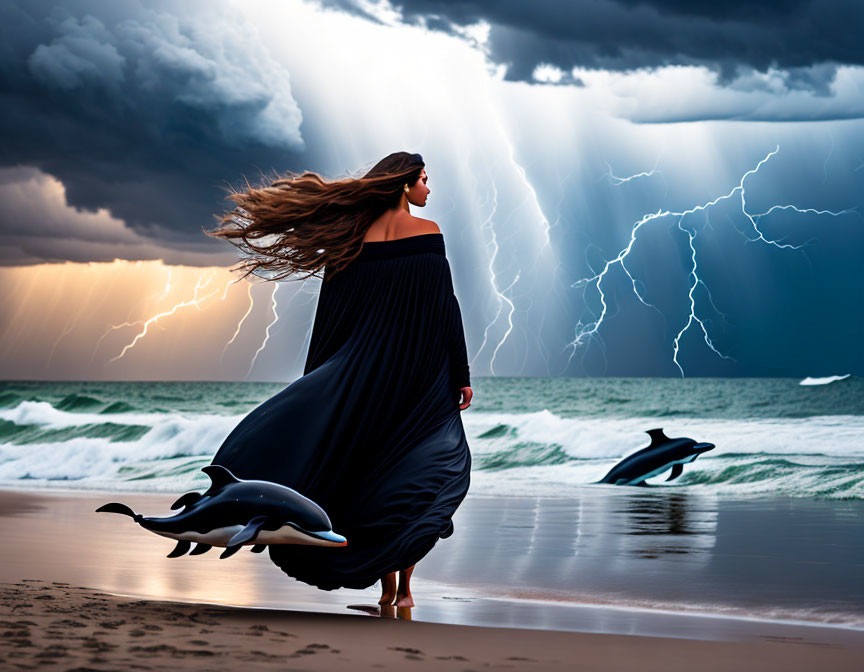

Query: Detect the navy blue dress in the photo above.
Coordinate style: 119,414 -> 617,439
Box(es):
209,232 -> 472,590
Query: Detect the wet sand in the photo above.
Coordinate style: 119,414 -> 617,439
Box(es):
0,488 -> 862,670
3,579 -> 862,671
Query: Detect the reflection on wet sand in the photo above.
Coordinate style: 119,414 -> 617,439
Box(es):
347,603 -> 413,620
416,486 -> 718,597
616,491 -> 718,559
1,487 -> 862,638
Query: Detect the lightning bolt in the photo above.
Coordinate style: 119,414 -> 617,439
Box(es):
670,217 -> 736,375
46,320 -> 77,369
108,273 -> 221,363
156,268 -> 173,301
221,280 -> 257,362
468,112 -> 554,378
92,267 -> 177,364
495,117 -> 552,248
257,277 -> 318,376
530,160 -> 579,376
605,150 -> 664,186
566,144 -> 857,377
218,276 -> 238,301
470,174 -> 515,376
489,271 -> 521,374
289,278 -> 327,372
46,280 -> 97,369
246,282 -> 280,379
90,316 -> 144,365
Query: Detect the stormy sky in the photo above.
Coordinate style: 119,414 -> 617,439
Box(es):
0,0 -> 862,380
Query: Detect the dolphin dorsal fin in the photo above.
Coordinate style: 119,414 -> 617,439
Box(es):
645,428 -> 670,447
200,464 -> 240,494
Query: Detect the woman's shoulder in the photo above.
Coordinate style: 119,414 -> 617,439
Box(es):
353,230 -> 446,266
405,217 -> 441,237
363,214 -> 441,242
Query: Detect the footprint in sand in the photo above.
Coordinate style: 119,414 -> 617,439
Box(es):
51,619 -> 87,628
389,646 -> 423,654
129,644 -> 219,657
98,620 -> 126,629
247,649 -> 284,659
81,638 -> 117,653
34,644 -> 69,659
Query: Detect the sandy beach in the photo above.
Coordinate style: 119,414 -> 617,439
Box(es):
3,578 -> 864,672
1,488 -> 862,670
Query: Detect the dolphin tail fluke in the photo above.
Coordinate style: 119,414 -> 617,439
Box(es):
666,463 -> 684,481
189,543 -> 212,555
167,540 -> 191,558
250,544 -> 267,553
95,502 -> 141,521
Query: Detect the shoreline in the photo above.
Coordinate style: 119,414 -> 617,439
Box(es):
1,487 -> 863,639
2,487 -> 863,669
3,580 -> 862,671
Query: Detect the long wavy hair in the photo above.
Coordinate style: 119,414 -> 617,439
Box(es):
203,152 -> 425,282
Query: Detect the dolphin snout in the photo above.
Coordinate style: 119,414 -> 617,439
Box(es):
694,442 -> 715,453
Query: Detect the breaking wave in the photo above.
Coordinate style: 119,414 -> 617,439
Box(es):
1,396 -> 862,500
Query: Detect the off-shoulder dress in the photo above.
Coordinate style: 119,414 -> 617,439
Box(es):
210,232 -> 472,590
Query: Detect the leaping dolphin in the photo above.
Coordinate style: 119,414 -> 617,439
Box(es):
96,465 -> 347,558
597,428 -> 714,486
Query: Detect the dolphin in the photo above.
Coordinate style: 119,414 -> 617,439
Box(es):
597,428 -> 714,486
96,465 -> 347,559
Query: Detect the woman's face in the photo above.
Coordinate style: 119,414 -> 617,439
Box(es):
406,169 -> 429,206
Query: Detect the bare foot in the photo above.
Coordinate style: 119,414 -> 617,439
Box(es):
395,563 -> 416,608
379,572 -> 397,605
394,592 -> 414,607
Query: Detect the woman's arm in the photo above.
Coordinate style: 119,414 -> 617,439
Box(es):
448,292 -> 471,390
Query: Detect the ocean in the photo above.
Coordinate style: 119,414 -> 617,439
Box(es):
1,376 -> 862,500
2,376 -> 863,632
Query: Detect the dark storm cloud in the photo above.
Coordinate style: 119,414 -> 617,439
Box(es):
324,0 -> 862,87
0,165 -> 238,267
0,0 -> 305,265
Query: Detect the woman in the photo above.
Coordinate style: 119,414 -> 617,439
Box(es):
203,151 -> 473,608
